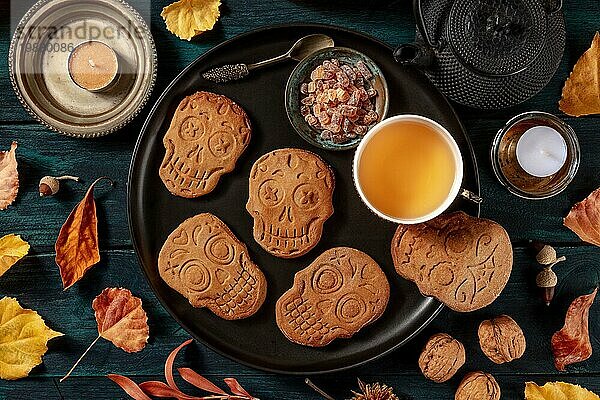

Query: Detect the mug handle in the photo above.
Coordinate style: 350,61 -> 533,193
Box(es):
460,188 -> 483,204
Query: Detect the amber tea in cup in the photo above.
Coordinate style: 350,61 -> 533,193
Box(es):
353,115 -> 463,224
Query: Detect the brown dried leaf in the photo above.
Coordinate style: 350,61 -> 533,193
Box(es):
0,142 -> 19,210
93,288 -> 149,352
551,288 -> 597,371
108,339 -> 257,400
165,338 -> 192,391
178,368 -> 228,395
139,381 -> 202,400
108,374 -> 152,400
55,177 -> 111,289
62,288 -> 148,382
224,378 -> 253,398
559,32 -> 600,117
564,187 -> 600,247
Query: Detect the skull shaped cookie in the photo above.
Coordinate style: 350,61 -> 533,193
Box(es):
391,211 -> 513,312
158,213 -> 266,320
247,148 -> 335,259
160,91 -> 251,198
276,247 -> 389,347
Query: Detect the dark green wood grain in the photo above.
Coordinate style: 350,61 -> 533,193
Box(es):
2,116 -> 600,247
1,0 -> 600,123
1,0 -> 600,398
0,248 -> 597,398
2,374 -> 600,400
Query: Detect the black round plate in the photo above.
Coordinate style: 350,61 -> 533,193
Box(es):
128,24 -> 480,374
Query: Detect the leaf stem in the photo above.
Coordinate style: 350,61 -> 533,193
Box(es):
305,378 -> 336,400
90,176 -> 114,189
60,335 -> 101,382
56,175 -> 80,182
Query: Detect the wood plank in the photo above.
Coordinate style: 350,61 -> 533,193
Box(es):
465,117 -> 600,244
0,125 -> 133,247
1,374 -> 600,400
1,1 -> 600,123
0,247 -> 597,381
1,114 -> 600,248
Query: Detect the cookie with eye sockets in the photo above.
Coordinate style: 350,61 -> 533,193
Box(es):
276,247 -> 389,347
391,211 -> 512,312
158,213 -> 266,320
246,148 -> 335,258
159,91 -> 251,198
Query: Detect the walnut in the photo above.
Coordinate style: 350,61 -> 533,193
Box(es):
418,333 -> 465,383
478,315 -> 526,364
455,371 -> 500,400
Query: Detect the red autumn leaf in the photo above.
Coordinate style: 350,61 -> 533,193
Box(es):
551,288 -> 598,371
166,338 -> 193,391
0,142 -> 19,210
94,288 -> 149,352
224,378 -> 253,398
108,374 -> 152,400
564,187 -> 600,247
108,339 -> 257,400
55,177 -> 112,289
178,368 -> 228,395
139,381 -> 202,400
62,288 -> 149,382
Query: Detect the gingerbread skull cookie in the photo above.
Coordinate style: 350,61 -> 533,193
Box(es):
391,211 -> 512,312
158,213 -> 266,320
276,247 -> 389,347
160,91 -> 251,198
247,148 -> 335,259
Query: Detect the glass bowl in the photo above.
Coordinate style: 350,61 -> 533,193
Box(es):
285,47 -> 389,151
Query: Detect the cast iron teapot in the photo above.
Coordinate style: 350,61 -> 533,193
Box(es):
394,0 -> 565,109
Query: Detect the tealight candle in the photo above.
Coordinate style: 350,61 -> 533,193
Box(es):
68,41 -> 119,92
491,111 -> 580,200
516,126 -> 568,177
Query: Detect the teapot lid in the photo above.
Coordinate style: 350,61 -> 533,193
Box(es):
446,0 -> 547,77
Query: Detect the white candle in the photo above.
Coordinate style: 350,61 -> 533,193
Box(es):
516,126 -> 567,177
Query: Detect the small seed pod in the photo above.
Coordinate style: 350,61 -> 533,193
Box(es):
39,175 -> 80,197
536,245 -> 557,265
533,243 -> 565,306
536,267 -> 558,306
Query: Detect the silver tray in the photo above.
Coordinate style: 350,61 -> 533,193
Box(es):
9,0 -> 157,138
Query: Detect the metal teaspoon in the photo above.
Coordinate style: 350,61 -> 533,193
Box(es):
202,34 -> 335,83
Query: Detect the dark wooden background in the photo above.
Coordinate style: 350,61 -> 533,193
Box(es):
1,0 -> 599,399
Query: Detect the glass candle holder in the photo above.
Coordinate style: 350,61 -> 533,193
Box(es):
491,111 -> 580,200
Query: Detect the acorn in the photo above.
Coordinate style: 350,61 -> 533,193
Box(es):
534,244 -> 565,306
536,267 -> 558,306
39,175 -> 80,197
536,245 -> 558,265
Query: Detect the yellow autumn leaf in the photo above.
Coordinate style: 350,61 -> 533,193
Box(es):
0,234 -> 30,278
161,0 -> 221,41
525,381 -> 600,400
0,297 -> 62,380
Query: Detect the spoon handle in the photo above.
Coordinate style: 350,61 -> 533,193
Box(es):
202,52 -> 289,83
247,52 -> 289,70
202,64 -> 250,83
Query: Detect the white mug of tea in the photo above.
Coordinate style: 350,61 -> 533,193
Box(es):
353,114 -> 481,224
